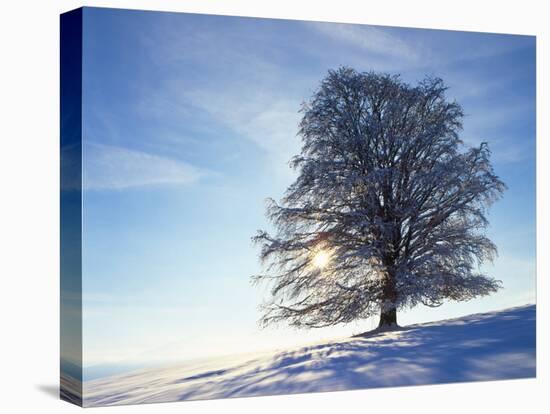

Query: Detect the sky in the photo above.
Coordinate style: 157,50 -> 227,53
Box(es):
77,7 -> 536,370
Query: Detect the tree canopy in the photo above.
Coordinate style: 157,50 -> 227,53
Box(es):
253,67 -> 505,328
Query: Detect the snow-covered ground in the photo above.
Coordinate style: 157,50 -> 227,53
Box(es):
83,304 -> 536,407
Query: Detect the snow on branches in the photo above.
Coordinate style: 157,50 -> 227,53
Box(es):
253,67 -> 505,328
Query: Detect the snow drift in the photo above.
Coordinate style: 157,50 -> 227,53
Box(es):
83,304 -> 536,407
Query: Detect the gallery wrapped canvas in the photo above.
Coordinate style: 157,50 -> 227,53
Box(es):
60,7 -> 536,407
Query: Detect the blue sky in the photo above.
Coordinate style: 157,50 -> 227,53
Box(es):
79,7 -> 536,367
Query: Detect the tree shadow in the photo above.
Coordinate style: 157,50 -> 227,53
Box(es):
176,305 -> 536,399
84,305 -> 536,406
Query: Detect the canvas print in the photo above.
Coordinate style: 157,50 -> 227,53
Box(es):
60,7 -> 536,407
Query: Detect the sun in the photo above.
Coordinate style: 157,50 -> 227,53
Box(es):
312,250 -> 331,269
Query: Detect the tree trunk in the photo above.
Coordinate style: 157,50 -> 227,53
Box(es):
378,264 -> 398,328
378,306 -> 397,328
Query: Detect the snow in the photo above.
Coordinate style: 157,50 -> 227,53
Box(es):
83,304 -> 535,407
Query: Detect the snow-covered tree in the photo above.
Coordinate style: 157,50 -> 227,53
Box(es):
253,67 -> 506,329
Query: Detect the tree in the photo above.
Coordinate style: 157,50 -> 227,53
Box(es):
252,67 -> 506,330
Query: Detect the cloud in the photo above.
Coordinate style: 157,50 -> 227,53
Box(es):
304,21 -> 422,64
83,143 -> 204,190
188,88 -> 301,165
128,20 -> 307,182
458,97 -> 535,164
304,21 -> 533,76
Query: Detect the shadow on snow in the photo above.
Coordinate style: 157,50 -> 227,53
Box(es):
84,305 -> 536,406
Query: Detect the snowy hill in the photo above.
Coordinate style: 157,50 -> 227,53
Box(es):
83,304 -> 536,407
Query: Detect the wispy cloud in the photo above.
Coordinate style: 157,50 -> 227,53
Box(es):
187,87 -> 302,175
459,96 -> 535,164
134,21 -> 306,180
305,20 -> 534,76
305,21 -> 422,63
83,143 -> 204,191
